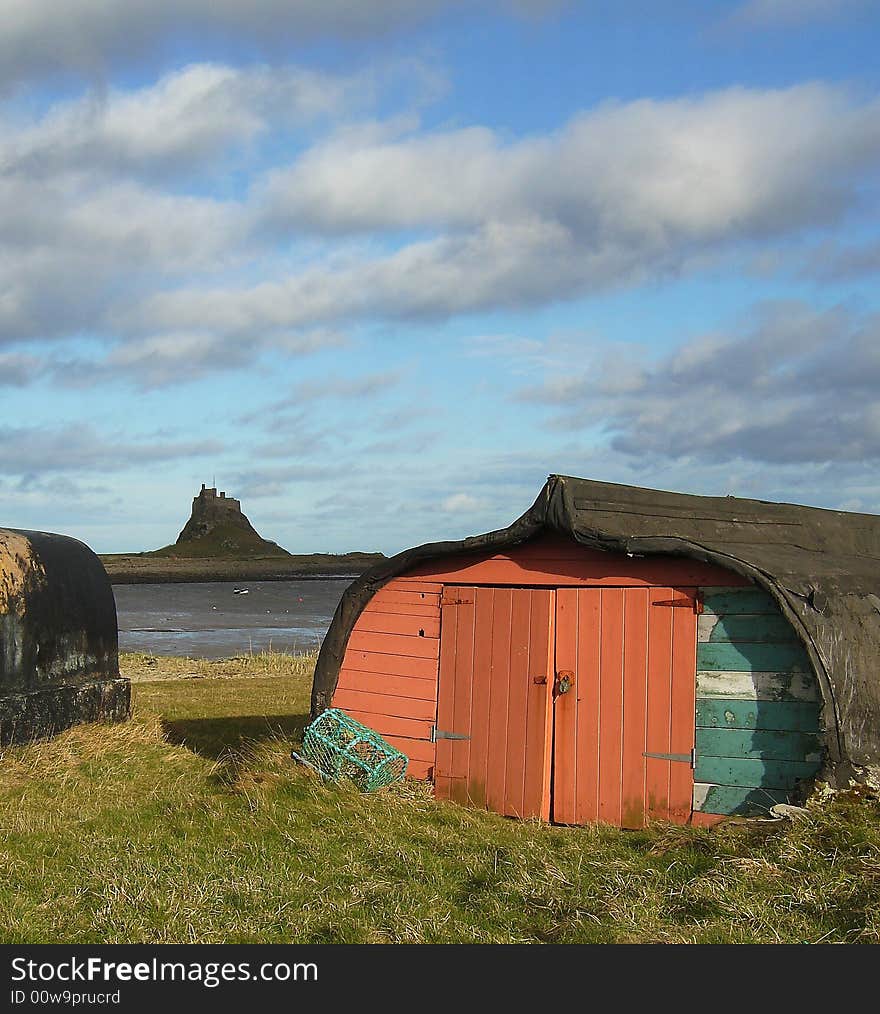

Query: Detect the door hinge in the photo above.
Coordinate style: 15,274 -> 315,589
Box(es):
431,727 -> 471,742
643,748 -> 696,767
652,594 -> 703,613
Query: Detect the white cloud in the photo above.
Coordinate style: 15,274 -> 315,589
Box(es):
800,239 -> 880,281
290,371 -> 404,401
0,422 -> 223,476
1,63 -> 373,181
123,84 -> 880,348
262,84 -> 880,243
0,1 -> 556,92
0,351 -> 42,386
0,174 -> 245,345
442,492 -> 488,512
3,78 -> 879,388
517,301 -> 880,467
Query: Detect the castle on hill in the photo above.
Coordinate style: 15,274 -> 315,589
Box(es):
195,484 -> 241,514
172,484 -> 290,557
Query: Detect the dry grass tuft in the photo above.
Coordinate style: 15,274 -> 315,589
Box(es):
120,650 -> 318,683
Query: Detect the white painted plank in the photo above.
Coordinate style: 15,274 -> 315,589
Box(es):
692,783 -> 711,810
698,615 -> 720,641
697,612 -> 796,643
696,670 -> 819,703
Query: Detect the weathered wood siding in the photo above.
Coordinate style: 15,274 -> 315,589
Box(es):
692,586 -> 822,818
402,534 -> 748,588
332,579 -> 442,779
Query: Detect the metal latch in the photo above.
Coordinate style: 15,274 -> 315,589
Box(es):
643,748 -> 696,767
431,727 -> 470,742
553,670 -> 575,697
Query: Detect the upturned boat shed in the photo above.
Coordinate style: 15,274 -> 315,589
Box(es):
312,475 -> 880,827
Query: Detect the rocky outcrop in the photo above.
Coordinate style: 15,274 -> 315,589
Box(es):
170,485 -> 290,557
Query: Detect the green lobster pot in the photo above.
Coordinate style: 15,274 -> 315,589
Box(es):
300,708 -> 408,791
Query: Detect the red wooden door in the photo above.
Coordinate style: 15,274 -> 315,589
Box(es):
434,586 -> 555,819
552,586 -> 698,827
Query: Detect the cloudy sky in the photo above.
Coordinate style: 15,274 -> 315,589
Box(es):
2,1 -> 879,554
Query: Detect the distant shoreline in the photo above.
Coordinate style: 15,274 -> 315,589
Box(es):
101,552 -> 384,585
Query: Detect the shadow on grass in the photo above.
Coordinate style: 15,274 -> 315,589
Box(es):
161,714 -> 309,760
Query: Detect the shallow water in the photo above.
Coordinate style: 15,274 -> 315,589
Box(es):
113,579 -> 353,659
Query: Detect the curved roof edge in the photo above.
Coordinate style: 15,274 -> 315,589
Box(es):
312,475 -> 880,787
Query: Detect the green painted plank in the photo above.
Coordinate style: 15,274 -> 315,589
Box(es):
696,670 -> 819,702
698,612 -> 796,644
696,727 -> 823,762
695,755 -> 821,790
697,641 -> 810,672
701,589 -> 777,615
693,783 -> 791,816
695,698 -> 822,732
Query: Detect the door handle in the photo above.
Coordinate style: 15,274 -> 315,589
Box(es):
532,675 -> 548,685
554,670 -> 575,697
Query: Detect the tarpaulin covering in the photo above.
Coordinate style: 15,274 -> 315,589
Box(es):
312,475 -> 880,786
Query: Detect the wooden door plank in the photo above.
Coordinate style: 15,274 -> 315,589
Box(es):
434,589 -> 459,794
621,588 -> 649,828
551,588 -> 578,824
486,588 -> 514,816
449,589 -> 475,794
645,587 -> 674,821
465,587 -> 495,809
540,591 -> 555,821
503,589 -> 532,818
574,588 -> 602,825
597,587 -> 625,826
525,589 -> 554,821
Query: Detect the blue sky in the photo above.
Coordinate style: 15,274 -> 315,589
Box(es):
1,0 -> 879,554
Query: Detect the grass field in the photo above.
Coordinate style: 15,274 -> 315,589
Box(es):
1,652 -> 878,944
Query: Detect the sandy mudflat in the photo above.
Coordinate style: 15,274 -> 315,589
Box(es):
101,552 -> 383,584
